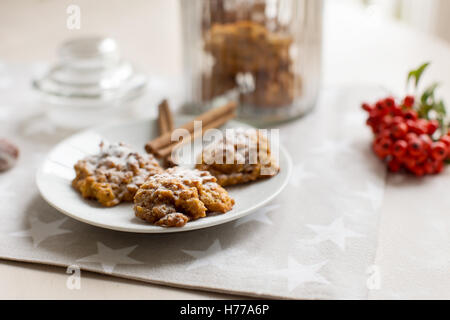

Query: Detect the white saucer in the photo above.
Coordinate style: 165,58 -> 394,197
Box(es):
36,117 -> 292,233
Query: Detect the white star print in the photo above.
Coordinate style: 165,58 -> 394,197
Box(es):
289,163 -> 316,188
182,239 -> 245,271
77,242 -> 143,274
353,181 -> 384,211
234,204 -> 280,227
304,217 -> 364,251
10,216 -> 72,247
267,257 -> 329,292
182,239 -> 224,271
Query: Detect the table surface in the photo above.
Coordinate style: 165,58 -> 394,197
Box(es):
1,0 -> 450,299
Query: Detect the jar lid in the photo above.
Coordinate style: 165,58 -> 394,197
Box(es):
33,37 -> 147,104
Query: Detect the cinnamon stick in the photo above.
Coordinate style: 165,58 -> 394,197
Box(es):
145,101 -> 237,154
155,110 -> 236,159
157,99 -> 174,134
156,99 -> 176,167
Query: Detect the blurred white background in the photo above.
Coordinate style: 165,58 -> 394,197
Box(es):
345,0 -> 450,43
0,0 -> 449,99
1,0 -> 450,65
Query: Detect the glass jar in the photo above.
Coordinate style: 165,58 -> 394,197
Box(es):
180,0 -> 323,125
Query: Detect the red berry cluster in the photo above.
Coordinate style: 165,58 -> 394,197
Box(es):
363,96 -> 449,176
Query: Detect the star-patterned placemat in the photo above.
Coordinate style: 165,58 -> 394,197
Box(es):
0,64 -> 387,299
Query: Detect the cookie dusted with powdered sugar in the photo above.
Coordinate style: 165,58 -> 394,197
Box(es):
134,167 -> 234,227
72,142 -> 162,207
196,128 -> 279,186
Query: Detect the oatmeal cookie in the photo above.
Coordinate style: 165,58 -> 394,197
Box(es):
72,142 -> 162,207
134,167 -> 234,227
196,128 -> 279,186
203,20 -> 299,108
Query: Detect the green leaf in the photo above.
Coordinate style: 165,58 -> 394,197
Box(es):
407,62 -> 448,135
407,62 -> 430,89
421,82 -> 440,105
434,100 -> 446,116
438,118 -> 446,136
418,104 -> 432,120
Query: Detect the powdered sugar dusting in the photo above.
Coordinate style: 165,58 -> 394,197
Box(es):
72,141 -> 162,207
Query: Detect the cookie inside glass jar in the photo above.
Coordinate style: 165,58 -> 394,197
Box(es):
181,0 -> 323,123
203,20 -> 298,108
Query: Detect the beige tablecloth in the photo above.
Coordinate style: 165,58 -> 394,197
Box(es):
0,64 -> 387,299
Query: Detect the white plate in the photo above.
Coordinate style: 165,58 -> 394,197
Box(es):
36,117 -> 292,233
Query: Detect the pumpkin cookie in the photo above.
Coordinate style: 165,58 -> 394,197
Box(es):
72,142 -> 162,207
196,128 -> 279,186
134,167 -> 234,227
